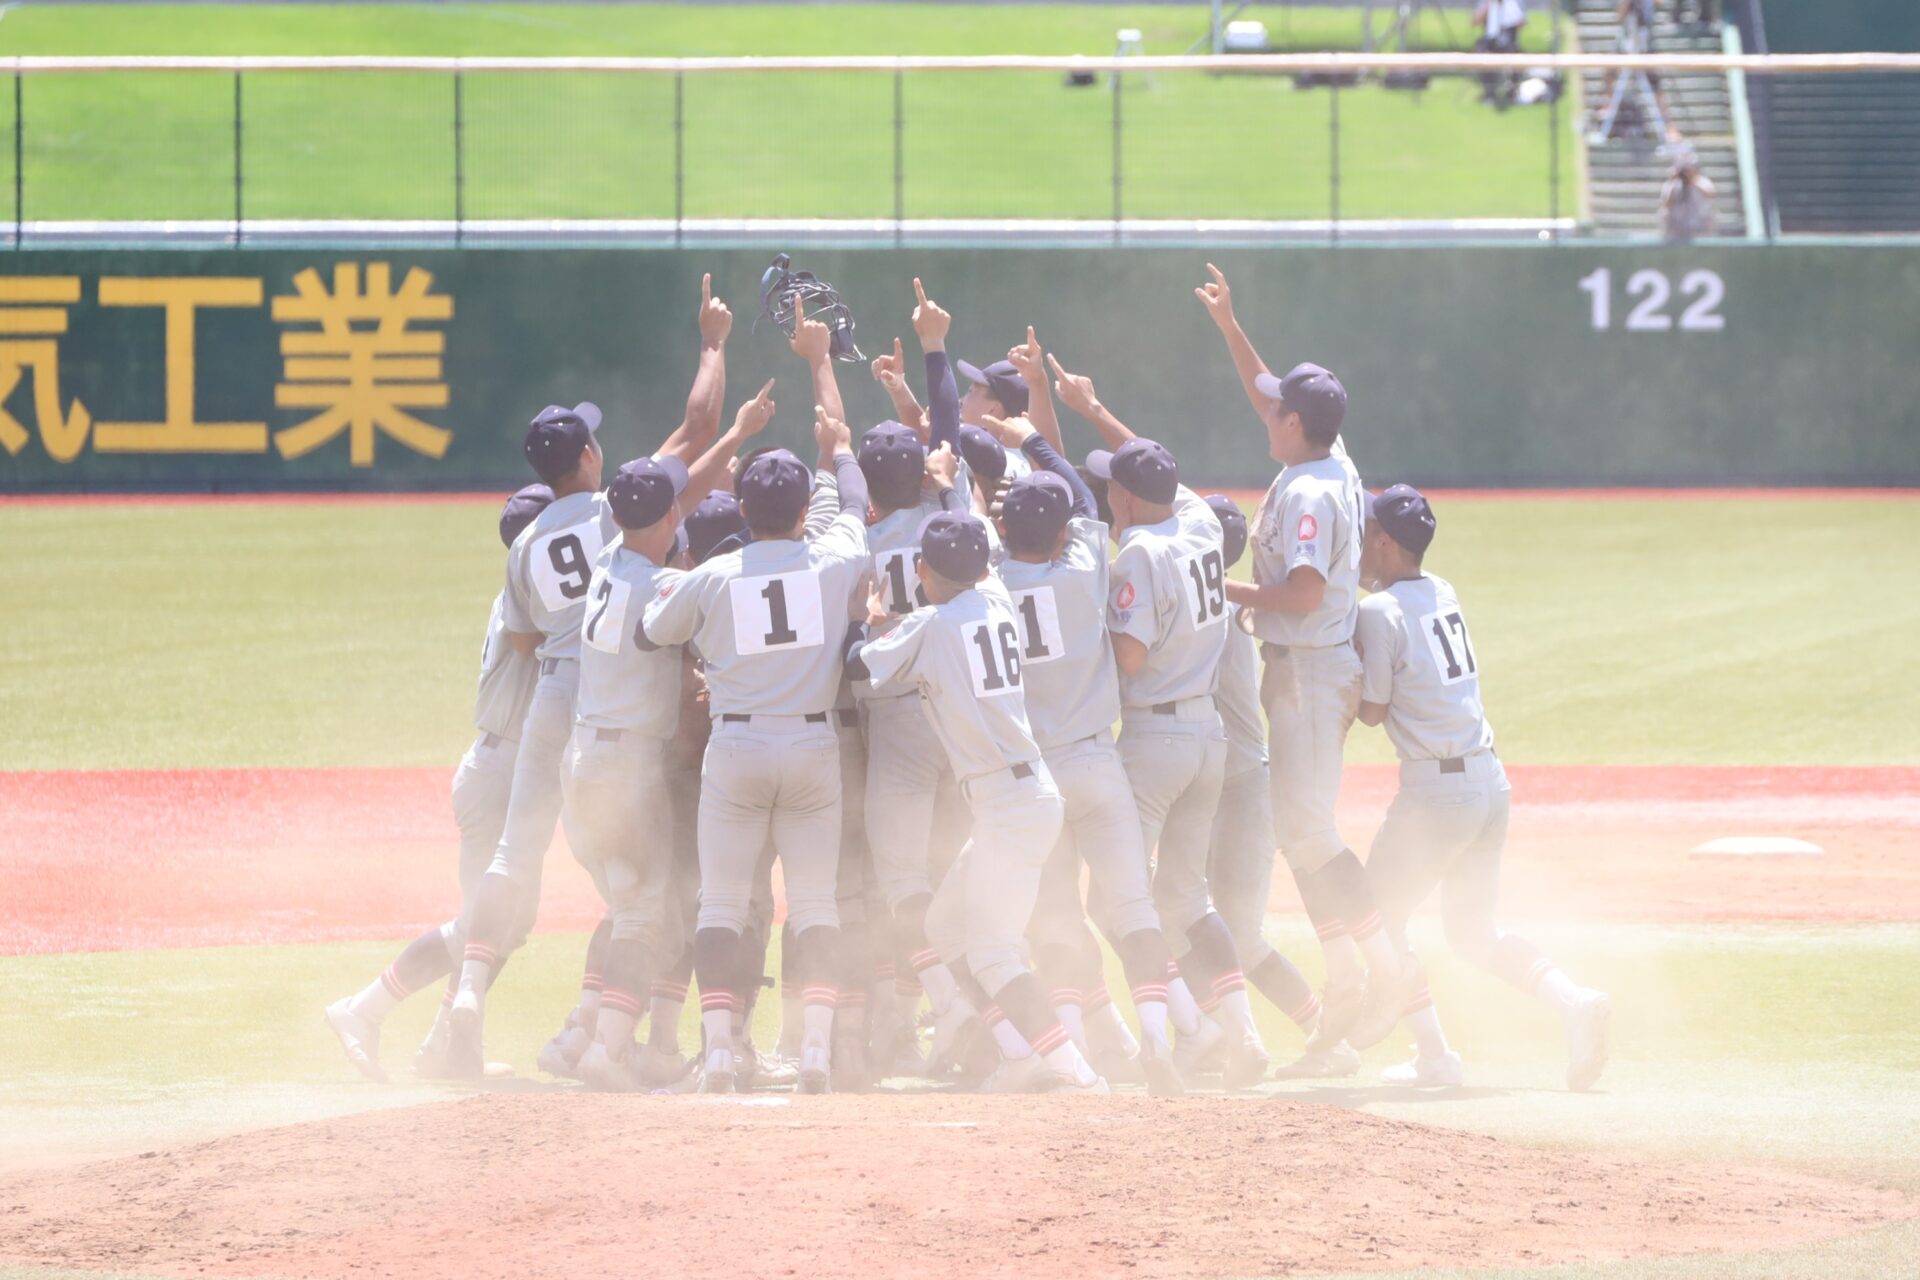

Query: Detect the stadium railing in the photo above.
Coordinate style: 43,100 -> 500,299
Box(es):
3,52 -> 1916,249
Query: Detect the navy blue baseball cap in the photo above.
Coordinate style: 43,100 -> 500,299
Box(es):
858,420 -> 927,509
607,455 -> 688,531
498,483 -> 554,548
1077,466 -> 1114,527
1205,494 -> 1249,567
958,424 -> 1008,486
737,448 -> 814,530
684,490 -> 749,564
1086,438 -> 1179,505
956,359 -> 1029,416
919,511 -> 991,583
1001,471 -> 1074,553
1370,484 -> 1437,556
1254,363 -> 1347,440
523,401 -> 602,484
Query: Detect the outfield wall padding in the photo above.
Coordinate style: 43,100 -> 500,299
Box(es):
1,246 -> 1915,492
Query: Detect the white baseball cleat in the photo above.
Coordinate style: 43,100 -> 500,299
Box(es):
927,1003 -> 979,1076
1222,1034 -> 1272,1089
577,1040 -> 649,1092
636,1043 -> 694,1089
536,1025 -> 588,1080
323,1000 -> 386,1082
1051,1070 -> 1112,1096
977,1052 -> 1059,1094
699,1045 -> 737,1095
797,1043 -> 832,1095
1348,954 -> 1426,1052
1273,1039 -> 1362,1080
1171,1015 -> 1228,1077
1380,1047 -> 1464,1087
1565,989 -> 1613,1092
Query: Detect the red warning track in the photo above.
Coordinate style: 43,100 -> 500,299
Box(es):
4,764 -> 1917,956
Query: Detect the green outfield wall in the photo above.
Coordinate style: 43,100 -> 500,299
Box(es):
1,246 -> 1915,492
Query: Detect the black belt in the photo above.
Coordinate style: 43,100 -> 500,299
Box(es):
1011,761 -> 1034,780
540,658 -> 561,675
838,710 -> 859,728
1151,702 -> 1178,715
480,732 -> 503,749
1439,757 -> 1465,774
721,712 -> 829,724
595,727 -> 623,743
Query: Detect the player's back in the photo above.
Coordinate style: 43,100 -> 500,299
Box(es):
504,490 -> 618,663
998,516 -> 1119,751
863,576 -> 1042,782
1357,572 -> 1496,763
644,511 -> 868,717
473,591 -> 540,741
1250,452 -> 1364,649
1109,487 -> 1230,707
574,542 -> 683,736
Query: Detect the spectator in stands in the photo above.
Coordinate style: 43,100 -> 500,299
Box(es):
1661,146 -> 1719,240
1678,0 -> 1720,35
1596,0 -> 1683,144
1473,0 -> 1528,107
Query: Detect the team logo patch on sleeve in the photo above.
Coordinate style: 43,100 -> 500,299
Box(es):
1114,581 -> 1136,609
1297,513 -> 1319,542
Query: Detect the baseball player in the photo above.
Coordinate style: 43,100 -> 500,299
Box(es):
849,512 -> 1105,1094
956,354 -> 1032,481
1352,486 -> 1613,1090
1195,264 -> 1418,1057
447,277 -> 736,1075
983,411 -> 1197,1096
323,483 -> 553,1081
639,406 -> 871,1095
1046,354 -> 1270,1086
1202,494 -> 1354,1077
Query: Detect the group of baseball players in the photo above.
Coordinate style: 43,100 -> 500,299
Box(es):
324,266 -> 1612,1097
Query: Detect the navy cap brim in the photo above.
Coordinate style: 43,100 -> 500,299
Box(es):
1253,372 -> 1285,401
956,360 -> 989,385
1084,449 -> 1115,480
651,453 -> 689,494
574,402 -> 603,433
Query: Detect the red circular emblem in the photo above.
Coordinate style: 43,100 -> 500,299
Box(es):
1115,582 -> 1136,609
1297,514 -> 1319,541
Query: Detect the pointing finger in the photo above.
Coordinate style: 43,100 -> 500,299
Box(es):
893,335 -> 904,362
1045,352 -> 1069,380
702,272 -> 712,307
912,277 -> 929,307
756,377 -> 776,402
1206,262 -> 1226,285
1026,325 -> 1038,349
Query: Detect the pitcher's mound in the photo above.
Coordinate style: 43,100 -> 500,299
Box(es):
0,1092 -> 1905,1279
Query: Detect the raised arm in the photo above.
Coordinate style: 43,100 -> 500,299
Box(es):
1047,352 -> 1137,449
682,379 -> 774,509
814,405 -> 867,516
912,278 -> 960,454
1004,326 -> 1062,453
980,413 -> 1095,522
1194,263 -> 1278,428
870,336 -> 928,436
791,297 -> 845,427
656,272 -> 732,466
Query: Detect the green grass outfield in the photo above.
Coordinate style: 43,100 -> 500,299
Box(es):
3,493 -> 1914,771
0,4 -> 1563,222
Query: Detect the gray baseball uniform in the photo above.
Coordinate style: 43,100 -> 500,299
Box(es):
858,574 -> 1064,997
641,486 -> 869,937
485,488 -> 620,890
1356,572 -> 1510,937
1000,514 -> 1159,953
862,486 -> 974,910
559,541 -> 685,965
1249,440 -> 1366,873
1205,619 -> 1284,975
1109,485 -> 1231,937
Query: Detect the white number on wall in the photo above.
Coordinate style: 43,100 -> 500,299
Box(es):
1578,267 -> 1724,333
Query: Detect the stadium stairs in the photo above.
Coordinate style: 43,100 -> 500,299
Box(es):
1574,0 -> 1746,237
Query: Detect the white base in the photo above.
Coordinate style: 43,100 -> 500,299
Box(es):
1689,836 -> 1825,859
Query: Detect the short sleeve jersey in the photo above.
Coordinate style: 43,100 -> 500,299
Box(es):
1106,486 -> 1231,707
859,491 -> 954,701
1355,572 -> 1496,763
473,592 -> 541,742
574,542 -> 685,738
996,516 -> 1121,751
1216,619 -> 1268,776
859,575 -> 1042,783
642,511 -> 870,717
502,489 -> 621,663
1249,442 -> 1364,648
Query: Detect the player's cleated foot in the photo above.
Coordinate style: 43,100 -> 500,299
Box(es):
1273,1040 -> 1362,1080
1172,1015 -> 1228,1077
698,1046 -> 737,1095
889,1031 -> 930,1080
1090,1045 -> 1146,1087
1221,1035 -> 1272,1089
831,1033 -> 874,1093
1564,989 -> 1612,1092
1348,955 -> 1426,1052
412,1026 -> 453,1080
977,1052 -> 1060,1094
536,1024 -> 588,1080
797,1044 -> 832,1095
323,1000 -> 386,1083
926,1003 -> 978,1077
443,993 -> 486,1081
1140,1038 -> 1185,1098
1050,1069 -> 1112,1095
1380,1047 -> 1464,1087
637,1043 -> 693,1089
1307,977 -> 1366,1052
577,1040 -> 650,1092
